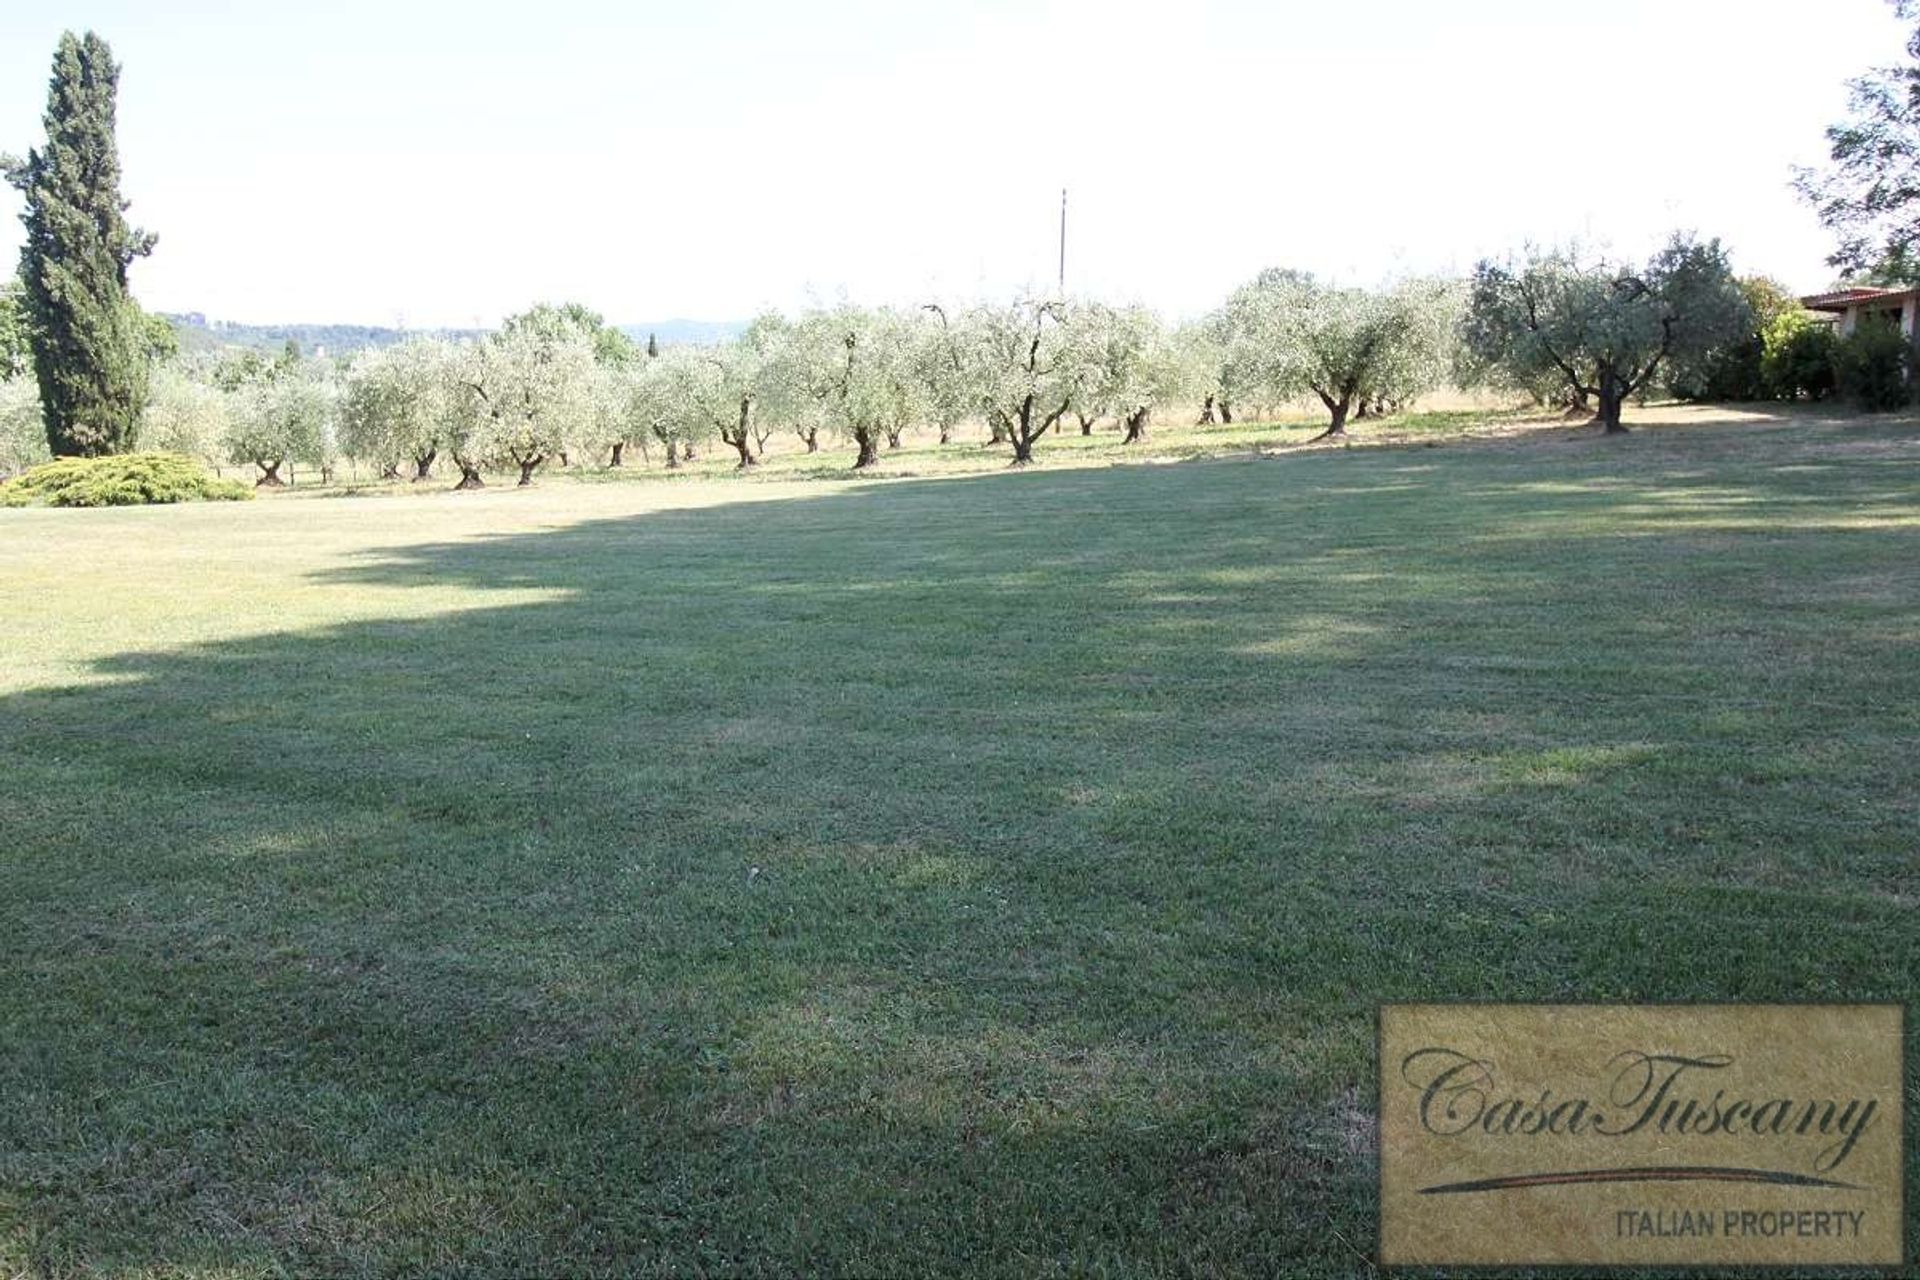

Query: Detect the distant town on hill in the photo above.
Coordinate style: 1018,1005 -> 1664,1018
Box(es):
162,313 -> 746,357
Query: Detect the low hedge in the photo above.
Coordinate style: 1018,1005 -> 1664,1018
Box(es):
0,453 -> 255,507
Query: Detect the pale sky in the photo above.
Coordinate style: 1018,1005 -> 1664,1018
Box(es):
0,0 -> 1907,328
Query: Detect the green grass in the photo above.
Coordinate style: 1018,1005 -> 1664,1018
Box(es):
1,408 -> 1916,1276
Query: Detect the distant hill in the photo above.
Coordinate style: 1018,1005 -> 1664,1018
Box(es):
163,313 -> 746,357
619,320 -> 745,347
162,314 -> 485,358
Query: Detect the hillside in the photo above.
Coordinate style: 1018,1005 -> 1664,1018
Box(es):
163,313 -> 744,356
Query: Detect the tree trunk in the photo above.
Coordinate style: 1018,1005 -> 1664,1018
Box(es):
413,450 -> 436,481
379,461 -> 402,481
988,418 -> 1009,445
454,464 -> 485,490
730,435 -> 756,468
664,439 -> 680,469
938,425 -> 951,444
1197,394 -> 1216,425
1307,398 -> 1351,443
853,430 -> 880,469
1009,435 -> 1035,464
256,460 -> 284,487
886,428 -> 902,449
1593,373 -> 1628,433
320,464 -> 335,484
610,441 -> 625,467
683,441 -> 698,462
557,451 -> 570,468
1122,407 -> 1151,444
1078,412 -> 1095,436
516,456 -> 544,486
804,427 -> 819,453
1219,400 -> 1234,424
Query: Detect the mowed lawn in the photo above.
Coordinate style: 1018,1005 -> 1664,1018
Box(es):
1,411 -> 1917,1277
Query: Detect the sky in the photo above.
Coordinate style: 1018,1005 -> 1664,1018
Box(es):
0,0 -> 1908,328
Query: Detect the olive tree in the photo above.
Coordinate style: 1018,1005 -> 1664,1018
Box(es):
1463,237 -> 1750,433
451,326 -> 597,487
0,376 -> 48,475
501,303 -> 636,467
1074,304 -> 1198,444
615,355 -> 692,468
756,313 -> 832,454
1177,323 -> 1230,424
913,307 -> 977,445
779,306 -> 925,469
222,360 -> 336,486
948,297 -> 1098,464
1216,270 -> 1458,440
651,344 -> 762,469
341,338 -> 455,480
140,362 -> 227,462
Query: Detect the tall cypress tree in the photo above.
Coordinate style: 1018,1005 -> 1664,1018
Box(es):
2,32 -> 156,456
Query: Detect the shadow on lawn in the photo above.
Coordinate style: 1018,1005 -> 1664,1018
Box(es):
3,442 -> 1917,1276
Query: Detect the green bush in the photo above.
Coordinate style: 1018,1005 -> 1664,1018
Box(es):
1833,323 -> 1912,412
0,452 -> 254,507
1759,312 -> 1838,402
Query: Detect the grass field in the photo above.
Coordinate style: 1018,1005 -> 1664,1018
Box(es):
2,406 -> 1917,1276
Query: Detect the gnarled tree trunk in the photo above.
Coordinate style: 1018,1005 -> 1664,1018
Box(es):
412,449 -> 436,481
1307,391 -> 1352,443
255,460 -> 285,487
1197,394 -> 1217,425
1593,370 -> 1628,433
853,428 -> 880,469
516,456 -> 544,486
453,458 -> 485,490
610,441 -> 625,467
1122,407 -> 1151,444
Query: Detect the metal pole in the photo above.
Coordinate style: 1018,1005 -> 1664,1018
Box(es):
1058,188 -> 1067,294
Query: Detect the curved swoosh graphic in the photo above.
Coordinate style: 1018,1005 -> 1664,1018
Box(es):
1419,1166 -> 1863,1195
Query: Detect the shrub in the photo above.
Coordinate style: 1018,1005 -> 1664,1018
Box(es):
1759,312 -> 1838,402
1673,336 -> 1765,402
0,452 -> 255,507
1833,322 -> 1912,412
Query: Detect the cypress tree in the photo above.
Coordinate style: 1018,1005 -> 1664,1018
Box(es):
3,32 -> 156,456
647,332 -> 659,358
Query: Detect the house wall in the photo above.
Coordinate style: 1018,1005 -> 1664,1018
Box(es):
1839,299 -> 1920,341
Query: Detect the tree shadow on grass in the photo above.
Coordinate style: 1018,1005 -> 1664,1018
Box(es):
3,445 -> 1917,1275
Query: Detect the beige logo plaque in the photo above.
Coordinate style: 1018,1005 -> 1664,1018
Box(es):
1378,1004 -> 1905,1269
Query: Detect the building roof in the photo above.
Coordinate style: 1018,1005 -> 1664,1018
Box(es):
1802,286 -> 1920,312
